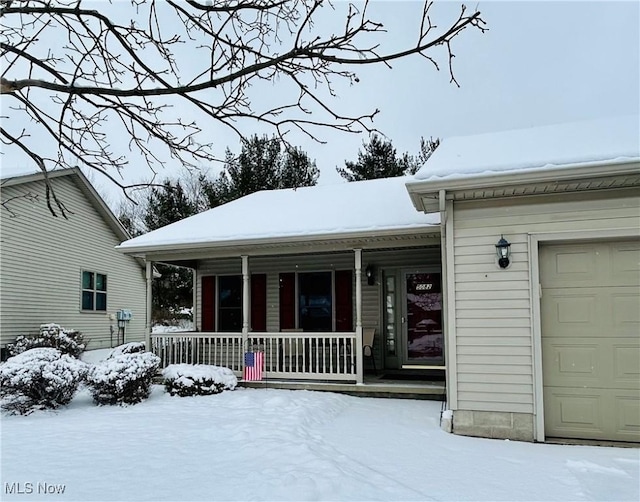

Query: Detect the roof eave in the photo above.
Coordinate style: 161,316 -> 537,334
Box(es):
406,158 -> 640,202
117,224 -> 440,256
1,168 -> 76,187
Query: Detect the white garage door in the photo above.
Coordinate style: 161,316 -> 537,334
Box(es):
540,239 -> 640,443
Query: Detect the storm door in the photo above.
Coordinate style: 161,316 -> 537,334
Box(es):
402,272 -> 444,367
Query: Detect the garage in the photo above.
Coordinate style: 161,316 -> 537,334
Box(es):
540,239 -> 640,442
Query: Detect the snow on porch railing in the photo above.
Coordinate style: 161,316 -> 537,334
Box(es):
150,331 -> 358,382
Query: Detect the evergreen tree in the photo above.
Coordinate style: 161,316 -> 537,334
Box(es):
280,146 -> 320,189
405,136 -> 441,174
118,212 -> 140,237
338,134 -> 440,181
337,134 -> 409,181
144,180 -> 197,231
202,135 -> 319,206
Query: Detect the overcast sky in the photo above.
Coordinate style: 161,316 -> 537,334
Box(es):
3,1 -> 639,206
305,0 -> 640,183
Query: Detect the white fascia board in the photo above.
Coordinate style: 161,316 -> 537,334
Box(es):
406,159 -> 640,201
117,225 -> 439,256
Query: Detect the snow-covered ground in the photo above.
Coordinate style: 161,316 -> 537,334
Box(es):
1,382 -> 638,501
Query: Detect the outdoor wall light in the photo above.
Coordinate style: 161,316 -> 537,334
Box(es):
495,235 -> 511,269
365,264 -> 376,286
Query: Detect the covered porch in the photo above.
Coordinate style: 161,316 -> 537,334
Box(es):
149,330 -> 445,398
142,235 -> 445,393
116,176 -> 445,393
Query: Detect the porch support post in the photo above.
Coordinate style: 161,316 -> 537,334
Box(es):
192,268 -> 197,330
241,255 -> 249,350
354,248 -> 364,384
145,260 -> 153,351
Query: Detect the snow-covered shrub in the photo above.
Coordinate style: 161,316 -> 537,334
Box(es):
86,352 -> 160,405
0,348 -> 88,415
7,324 -> 85,358
108,342 -> 146,358
162,364 -> 238,397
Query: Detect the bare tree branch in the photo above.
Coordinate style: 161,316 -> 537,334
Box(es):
1,0 -> 487,214
0,190 -> 39,218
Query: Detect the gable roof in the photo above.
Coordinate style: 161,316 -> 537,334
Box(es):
406,116 -> 640,211
118,176 -> 439,254
1,167 -> 132,243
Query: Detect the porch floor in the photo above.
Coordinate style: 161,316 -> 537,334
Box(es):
239,373 -> 446,400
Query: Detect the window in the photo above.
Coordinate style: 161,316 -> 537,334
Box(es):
218,275 -> 242,332
201,274 -> 267,332
280,271 -> 353,332
384,275 -> 397,356
82,271 -> 107,311
298,272 -> 333,332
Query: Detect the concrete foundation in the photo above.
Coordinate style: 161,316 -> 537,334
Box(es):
453,410 -> 535,442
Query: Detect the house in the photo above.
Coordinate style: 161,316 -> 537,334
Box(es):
1,167 -> 148,353
118,116 -> 639,444
406,115 -> 640,443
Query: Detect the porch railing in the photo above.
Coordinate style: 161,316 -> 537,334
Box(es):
150,331 -> 358,382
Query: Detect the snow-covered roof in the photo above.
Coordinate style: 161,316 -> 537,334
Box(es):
119,176 -> 438,252
0,166 -> 45,181
411,115 -> 640,184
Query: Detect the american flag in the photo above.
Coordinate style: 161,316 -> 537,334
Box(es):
243,351 -> 264,381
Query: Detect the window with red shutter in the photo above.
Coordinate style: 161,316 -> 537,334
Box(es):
335,270 -> 353,332
251,274 -> 267,332
279,272 -> 295,330
201,276 -> 215,331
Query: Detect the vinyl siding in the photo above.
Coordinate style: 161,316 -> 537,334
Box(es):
452,188 -> 640,414
195,247 -> 441,369
0,176 -> 146,350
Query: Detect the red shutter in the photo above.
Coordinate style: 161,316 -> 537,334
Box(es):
279,272 -> 296,330
251,274 -> 267,332
201,276 -> 216,331
335,270 -> 353,332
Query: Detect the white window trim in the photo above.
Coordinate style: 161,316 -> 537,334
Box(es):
80,269 -> 108,313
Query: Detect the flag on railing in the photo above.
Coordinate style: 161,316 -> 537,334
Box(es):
243,351 -> 264,381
